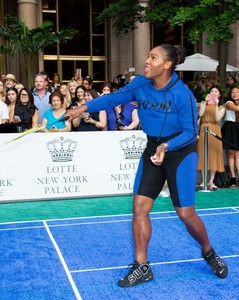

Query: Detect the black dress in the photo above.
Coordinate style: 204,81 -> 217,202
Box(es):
14,103 -> 38,131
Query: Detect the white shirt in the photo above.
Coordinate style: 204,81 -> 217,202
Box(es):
225,101 -> 236,122
0,101 -> 9,124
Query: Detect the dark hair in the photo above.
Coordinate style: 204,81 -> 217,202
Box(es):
75,85 -> 86,98
160,44 -> 187,70
5,87 -> 18,105
49,91 -> 64,105
52,72 -> 61,83
17,88 -> 34,108
39,70 -> 50,79
86,89 -> 99,99
100,81 -> 113,93
45,79 -> 51,92
208,86 -> 224,106
83,77 -> 93,86
227,74 -> 237,84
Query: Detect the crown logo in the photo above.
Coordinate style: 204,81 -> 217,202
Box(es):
47,137 -> 77,162
120,135 -> 146,159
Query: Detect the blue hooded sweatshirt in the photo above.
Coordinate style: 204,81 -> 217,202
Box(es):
85,72 -> 198,151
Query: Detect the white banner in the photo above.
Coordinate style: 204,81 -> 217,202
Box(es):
0,131 -> 147,202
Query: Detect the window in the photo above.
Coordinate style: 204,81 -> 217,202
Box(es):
42,0 -> 107,83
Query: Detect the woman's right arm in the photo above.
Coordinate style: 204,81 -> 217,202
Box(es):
226,101 -> 239,111
199,101 -> 206,117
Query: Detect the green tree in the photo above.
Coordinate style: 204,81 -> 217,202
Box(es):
98,0 -> 239,86
0,15 -> 78,88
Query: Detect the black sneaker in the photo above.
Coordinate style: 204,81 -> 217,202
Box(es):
202,248 -> 228,278
118,260 -> 154,287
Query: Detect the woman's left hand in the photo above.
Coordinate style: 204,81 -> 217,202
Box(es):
150,144 -> 166,166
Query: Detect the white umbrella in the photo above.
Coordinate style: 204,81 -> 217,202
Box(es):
176,53 -> 239,72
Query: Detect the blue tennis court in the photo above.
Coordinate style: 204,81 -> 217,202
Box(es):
0,207 -> 238,300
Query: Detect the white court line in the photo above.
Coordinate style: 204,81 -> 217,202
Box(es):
43,221 -> 82,300
1,206 -> 239,226
0,225 -> 45,231
70,254 -> 239,273
0,208 -> 239,231
41,210 -> 239,228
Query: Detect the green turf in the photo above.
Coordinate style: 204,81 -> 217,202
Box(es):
0,188 -> 238,223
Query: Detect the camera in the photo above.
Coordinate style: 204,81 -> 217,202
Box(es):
128,67 -> 135,72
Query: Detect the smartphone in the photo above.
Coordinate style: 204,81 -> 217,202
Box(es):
128,67 -> 135,72
207,93 -> 217,104
14,116 -> 21,122
210,93 -> 217,100
76,68 -> 82,77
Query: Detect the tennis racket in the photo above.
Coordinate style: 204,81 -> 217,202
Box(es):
3,116 -> 70,145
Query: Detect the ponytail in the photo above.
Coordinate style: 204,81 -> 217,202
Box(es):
160,44 -> 187,70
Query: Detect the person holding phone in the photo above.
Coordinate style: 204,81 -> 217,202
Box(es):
197,87 -> 225,189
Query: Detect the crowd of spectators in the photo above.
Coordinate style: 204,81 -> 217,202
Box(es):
194,73 -> 239,189
0,69 -> 239,187
0,69 -> 139,133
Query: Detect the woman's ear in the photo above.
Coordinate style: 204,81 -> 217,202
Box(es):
164,60 -> 173,70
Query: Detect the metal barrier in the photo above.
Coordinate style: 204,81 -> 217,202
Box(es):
200,126 -> 210,192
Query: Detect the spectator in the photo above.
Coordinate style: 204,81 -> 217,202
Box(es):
4,74 -> 16,90
51,72 -> 61,91
38,71 -> 54,93
0,95 -> 9,124
100,82 -> 113,95
83,77 -> 93,90
71,85 -> 87,130
112,76 -> 120,91
0,80 -> 6,102
0,79 -> 10,131
71,85 -> 86,108
221,86 -> 239,186
1,73 -> 6,82
197,87 -> 225,190
76,89 -> 107,131
41,91 -> 71,132
226,74 -> 237,86
15,83 -> 24,94
45,80 -> 52,93
33,73 -> 52,126
59,83 -> 72,109
67,79 -> 79,103
73,69 -> 83,86
5,87 -> 18,123
13,88 -> 38,131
